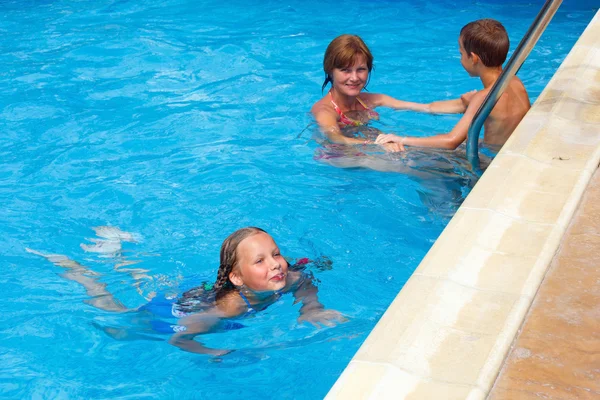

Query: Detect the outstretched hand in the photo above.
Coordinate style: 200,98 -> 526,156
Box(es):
298,308 -> 347,328
375,133 -> 405,146
374,134 -> 405,152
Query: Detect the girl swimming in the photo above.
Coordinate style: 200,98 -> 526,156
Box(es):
27,227 -> 343,356
169,227 -> 343,355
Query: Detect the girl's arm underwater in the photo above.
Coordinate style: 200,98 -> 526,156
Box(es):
169,294 -> 246,355
291,270 -> 346,327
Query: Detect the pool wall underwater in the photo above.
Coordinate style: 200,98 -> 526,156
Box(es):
326,9 -> 600,400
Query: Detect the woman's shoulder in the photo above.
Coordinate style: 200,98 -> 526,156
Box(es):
311,94 -> 335,114
358,92 -> 385,107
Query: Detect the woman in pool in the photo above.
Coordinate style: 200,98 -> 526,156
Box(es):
28,227 -> 342,356
311,34 -> 430,152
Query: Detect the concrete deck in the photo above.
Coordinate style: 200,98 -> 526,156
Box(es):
488,168 -> 600,400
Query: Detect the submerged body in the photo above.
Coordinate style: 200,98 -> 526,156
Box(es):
28,228 -> 343,357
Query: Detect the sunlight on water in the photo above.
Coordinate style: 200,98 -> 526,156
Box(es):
0,0 -> 596,398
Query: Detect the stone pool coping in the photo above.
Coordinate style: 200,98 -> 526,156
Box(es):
326,9 -> 600,400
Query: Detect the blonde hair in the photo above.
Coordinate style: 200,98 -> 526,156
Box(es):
178,227 -> 267,308
322,34 -> 373,91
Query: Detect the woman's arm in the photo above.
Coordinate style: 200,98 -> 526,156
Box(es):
366,91 -> 477,114
310,103 -> 368,145
310,102 -> 404,152
366,93 -> 430,112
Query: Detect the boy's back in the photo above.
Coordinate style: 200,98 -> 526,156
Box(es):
375,18 -> 532,151
482,75 -> 530,146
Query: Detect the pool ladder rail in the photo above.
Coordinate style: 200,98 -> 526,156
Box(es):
466,0 -> 564,171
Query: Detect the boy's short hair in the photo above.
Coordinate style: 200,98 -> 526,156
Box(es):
460,19 -> 509,67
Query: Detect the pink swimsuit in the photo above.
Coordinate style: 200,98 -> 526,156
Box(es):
330,92 -> 380,127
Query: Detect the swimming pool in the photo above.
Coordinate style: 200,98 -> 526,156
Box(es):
1,0 -> 596,398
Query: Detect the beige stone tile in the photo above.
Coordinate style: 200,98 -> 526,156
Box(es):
569,68 -> 600,104
577,20 -> 600,47
488,186 -> 568,224
552,96 -> 600,124
530,87 -> 563,114
464,249 -> 538,294
353,276 -> 521,387
524,121 -> 598,168
325,362 -> 396,400
325,362 -> 421,400
581,102 -> 600,123
417,209 -> 552,270
405,381 -> 482,400
470,155 -> 582,224
425,327 -> 499,385
508,156 -> 583,192
556,43 -> 594,71
326,362 -> 485,400
460,154 -> 515,209
416,236 -> 539,294
501,115 -> 548,154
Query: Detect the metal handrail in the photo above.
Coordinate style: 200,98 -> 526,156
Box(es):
466,0 -> 563,170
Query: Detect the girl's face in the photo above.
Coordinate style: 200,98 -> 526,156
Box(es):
229,232 -> 289,292
331,54 -> 369,97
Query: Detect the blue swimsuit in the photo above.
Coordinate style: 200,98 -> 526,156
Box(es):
139,293 -> 250,334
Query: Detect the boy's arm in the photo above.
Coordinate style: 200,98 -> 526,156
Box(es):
428,90 -> 478,114
375,91 -> 486,150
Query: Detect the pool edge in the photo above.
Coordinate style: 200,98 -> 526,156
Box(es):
325,9 -> 600,400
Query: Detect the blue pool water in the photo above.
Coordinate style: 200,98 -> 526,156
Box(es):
1,0 -> 596,398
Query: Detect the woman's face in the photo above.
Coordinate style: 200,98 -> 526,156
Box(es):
331,54 -> 369,97
229,232 -> 289,292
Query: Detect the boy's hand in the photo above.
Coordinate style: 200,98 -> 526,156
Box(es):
460,90 -> 478,108
298,308 -> 347,328
381,142 -> 405,152
375,133 -> 405,149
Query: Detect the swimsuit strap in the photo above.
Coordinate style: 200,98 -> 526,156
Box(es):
355,96 -> 369,110
329,92 -> 362,127
356,96 -> 380,119
238,291 -> 256,314
329,92 -> 378,126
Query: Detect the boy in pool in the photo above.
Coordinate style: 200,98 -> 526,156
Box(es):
375,18 -> 531,150
27,227 -> 343,356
